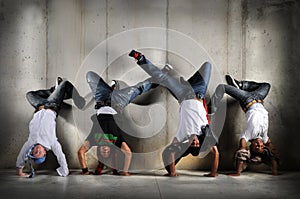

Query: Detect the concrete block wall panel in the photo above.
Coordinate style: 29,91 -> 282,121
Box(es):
0,0 -> 299,171
0,0 -> 47,168
46,0 -> 108,170
166,0 -> 229,170
106,0 -> 169,170
242,0 -> 300,170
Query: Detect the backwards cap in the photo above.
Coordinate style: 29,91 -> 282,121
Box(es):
25,144 -> 46,165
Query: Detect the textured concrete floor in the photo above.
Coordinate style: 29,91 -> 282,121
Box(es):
0,169 -> 299,199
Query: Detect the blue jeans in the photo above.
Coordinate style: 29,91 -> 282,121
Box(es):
86,71 -> 156,111
187,62 -> 212,99
212,80 -> 271,109
26,80 -> 77,112
138,58 -> 212,102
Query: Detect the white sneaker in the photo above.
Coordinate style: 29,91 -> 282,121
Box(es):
162,64 -> 173,73
110,80 -> 119,90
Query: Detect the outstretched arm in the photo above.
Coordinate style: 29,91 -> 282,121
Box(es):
78,141 -> 91,175
204,146 -> 219,177
162,137 -> 180,177
265,138 -> 279,175
168,152 -> 179,177
239,138 -> 247,149
120,142 -> 132,176
227,138 -> 248,176
16,168 -> 29,177
265,138 -> 279,157
167,137 -> 180,177
271,159 -> 278,175
52,141 -> 69,177
16,141 -> 31,177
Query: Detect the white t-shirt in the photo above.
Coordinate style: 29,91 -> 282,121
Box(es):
240,103 -> 269,144
96,106 -> 117,115
16,109 -> 69,177
176,99 -> 208,142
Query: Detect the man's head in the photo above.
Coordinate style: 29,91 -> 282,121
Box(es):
250,138 -> 264,153
27,144 -> 47,164
32,144 -> 47,158
189,135 -> 201,156
98,145 -> 111,158
190,135 -> 200,147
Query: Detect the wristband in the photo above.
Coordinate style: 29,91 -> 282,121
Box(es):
82,168 -> 88,173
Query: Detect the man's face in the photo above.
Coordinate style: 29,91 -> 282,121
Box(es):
191,136 -> 200,147
99,145 -> 111,158
32,144 -> 46,158
251,138 -> 264,153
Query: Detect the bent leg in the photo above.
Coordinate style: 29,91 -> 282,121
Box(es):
137,58 -> 195,102
241,81 -> 270,100
86,71 -> 112,103
120,142 -> 132,176
188,62 -> 212,99
111,78 -> 158,110
210,84 -> 252,110
162,144 -> 183,176
224,84 -> 253,103
46,80 -> 77,110
26,89 -> 52,109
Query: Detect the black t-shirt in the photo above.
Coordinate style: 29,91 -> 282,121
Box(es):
86,114 -> 125,148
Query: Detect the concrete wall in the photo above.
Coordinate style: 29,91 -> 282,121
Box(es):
0,0 -> 299,171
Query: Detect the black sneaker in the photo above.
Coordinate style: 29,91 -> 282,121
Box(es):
129,50 -> 141,59
225,75 -> 240,89
129,50 -> 145,63
55,77 -> 63,89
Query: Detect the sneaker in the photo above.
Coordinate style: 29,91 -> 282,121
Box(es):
110,80 -> 116,87
112,169 -> 119,175
55,77 -> 63,89
129,50 -> 144,63
129,50 -> 141,59
225,75 -> 240,89
110,80 -> 120,90
162,64 -> 173,73
94,164 -> 103,175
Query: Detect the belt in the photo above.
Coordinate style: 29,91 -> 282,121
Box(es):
181,93 -> 197,102
243,99 -> 263,112
95,101 -> 111,109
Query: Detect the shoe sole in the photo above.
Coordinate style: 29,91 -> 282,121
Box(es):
162,64 -> 173,73
165,64 -> 173,70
